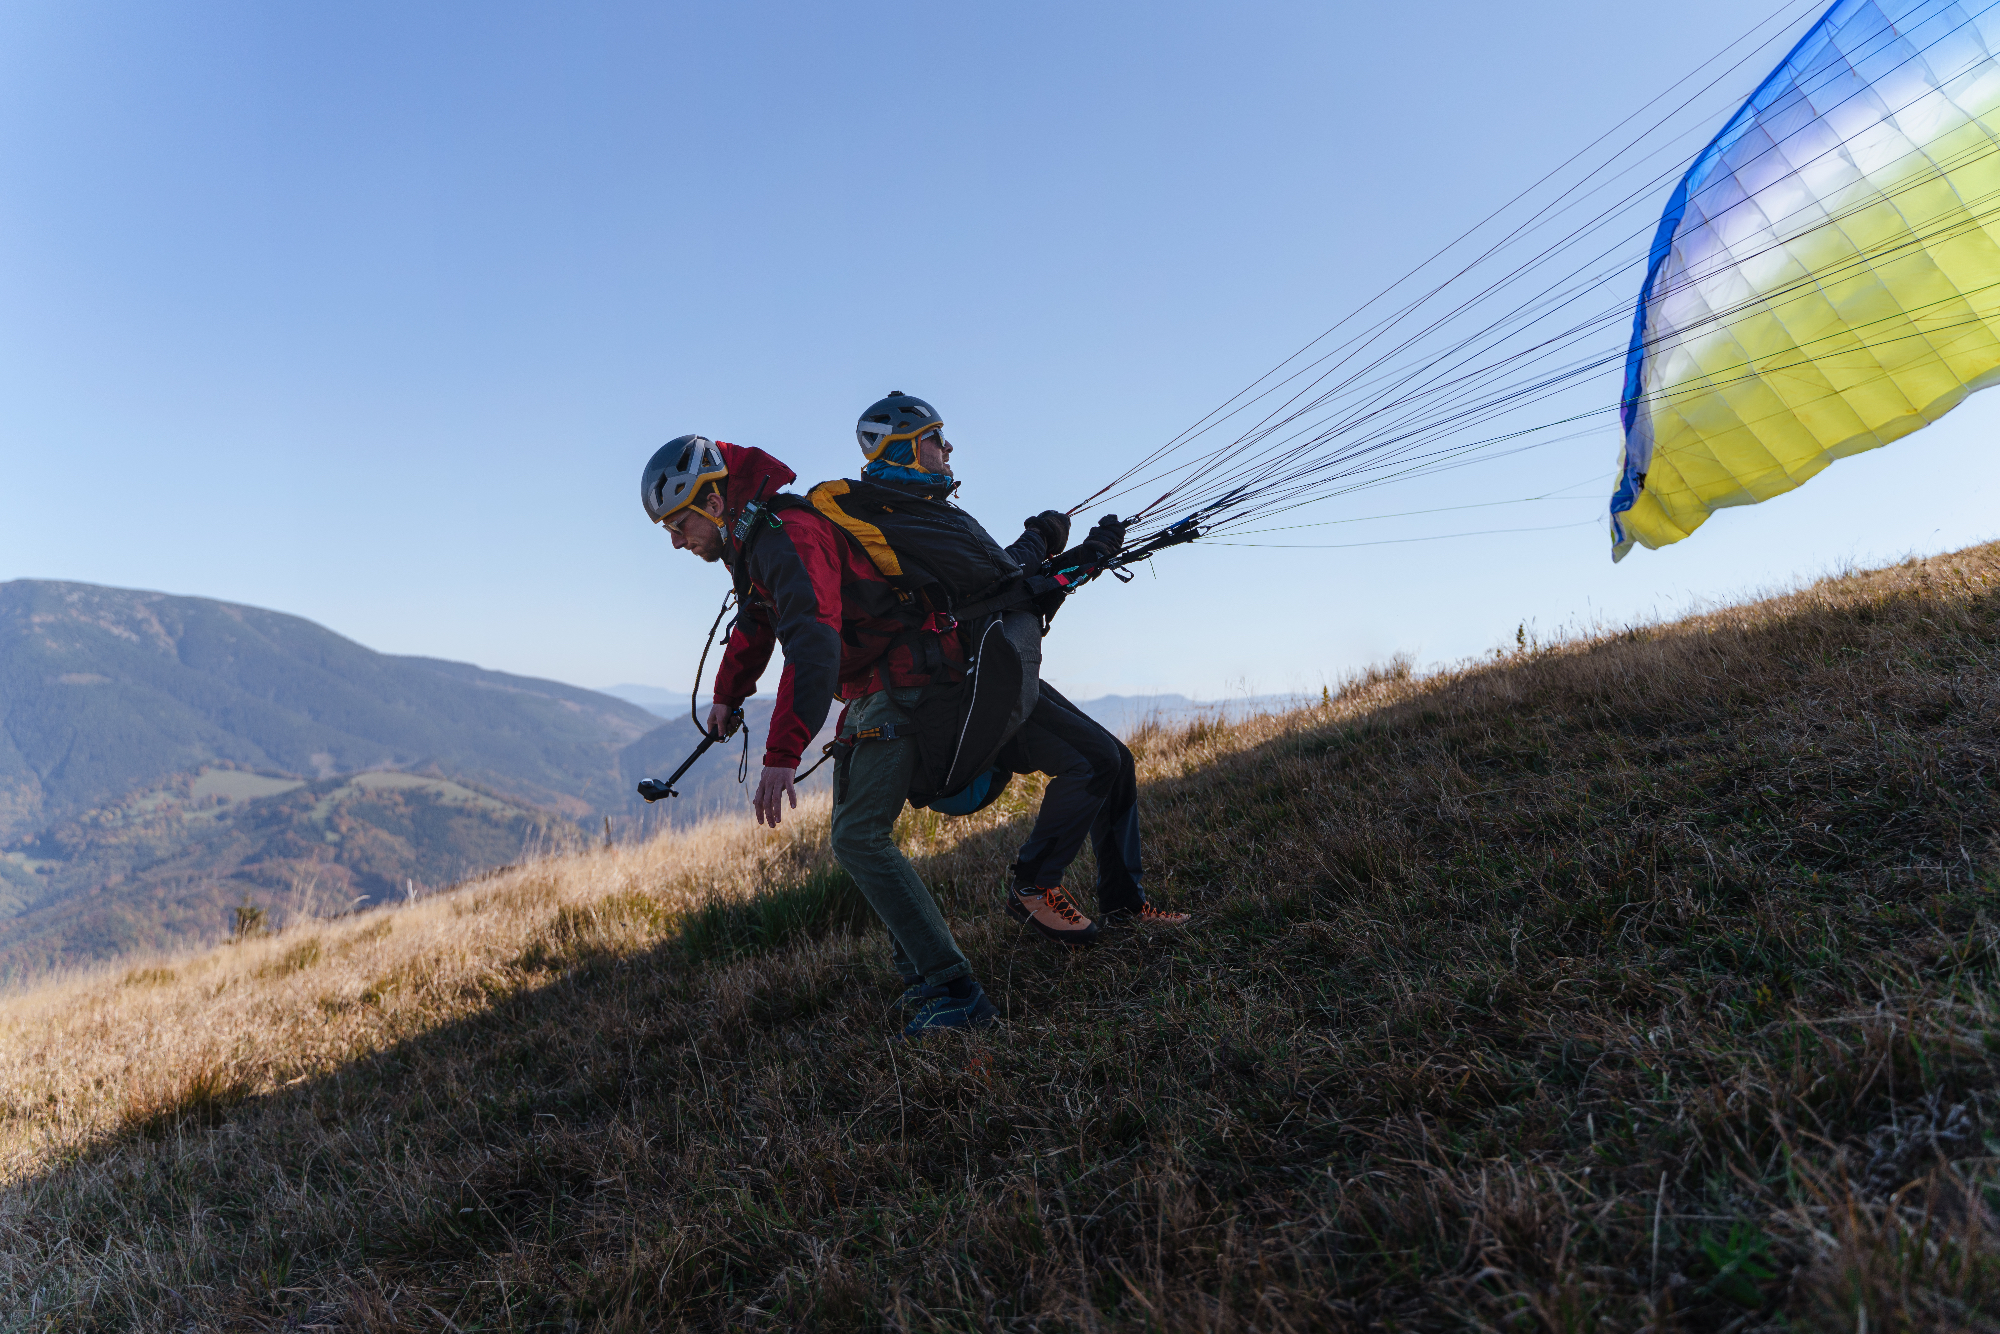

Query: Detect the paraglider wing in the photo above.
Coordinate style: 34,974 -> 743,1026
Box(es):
1613,0 -> 2000,559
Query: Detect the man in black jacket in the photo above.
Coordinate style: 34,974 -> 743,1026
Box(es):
997,511 -> 1189,944
852,392 -> 1190,947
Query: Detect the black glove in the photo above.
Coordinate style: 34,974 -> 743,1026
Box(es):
1083,513 -> 1127,554
1023,509 -> 1071,554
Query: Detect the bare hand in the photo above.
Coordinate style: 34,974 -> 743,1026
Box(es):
706,700 -> 740,740
753,765 -> 797,827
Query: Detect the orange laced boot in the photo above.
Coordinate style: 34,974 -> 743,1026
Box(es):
1005,885 -> 1102,947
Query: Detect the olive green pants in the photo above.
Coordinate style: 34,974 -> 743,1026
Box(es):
829,686 -> 972,987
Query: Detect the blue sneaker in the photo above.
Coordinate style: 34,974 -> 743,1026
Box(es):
901,981 -> 998,1038
896,979 -> 949,1009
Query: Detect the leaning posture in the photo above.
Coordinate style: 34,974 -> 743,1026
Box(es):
849,394 -> 1190,945
641,432 -> 998,1037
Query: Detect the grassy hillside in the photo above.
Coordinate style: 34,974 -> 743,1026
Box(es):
7,548 -> 2000,1329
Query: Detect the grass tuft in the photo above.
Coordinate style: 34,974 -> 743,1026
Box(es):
119,1060 -> 255,1140
256,936 -> 322,978
673,864 -> 870,963
118,966 -> 176,987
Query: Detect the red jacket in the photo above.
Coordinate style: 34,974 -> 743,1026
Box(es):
708,444 -> 966,769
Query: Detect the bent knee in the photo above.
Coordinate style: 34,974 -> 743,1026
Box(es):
1049,756 -> 1095,784
831,822 -> 896,864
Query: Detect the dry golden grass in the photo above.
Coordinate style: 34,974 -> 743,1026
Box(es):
6,546 -> 2000,1329
0,805 -> 856,1171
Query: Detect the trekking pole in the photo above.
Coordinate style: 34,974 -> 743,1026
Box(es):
635,707 -> 745,803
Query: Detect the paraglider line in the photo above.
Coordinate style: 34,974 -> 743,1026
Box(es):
1213,520 -> 1602,549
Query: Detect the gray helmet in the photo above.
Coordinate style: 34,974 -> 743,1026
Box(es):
855,391 -> 942,462
640,435 -> 729,524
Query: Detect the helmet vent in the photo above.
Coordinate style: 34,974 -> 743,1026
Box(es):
641,433 -> 726,524
854,392 -> 941,460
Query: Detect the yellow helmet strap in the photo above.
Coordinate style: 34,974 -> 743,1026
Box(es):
664,487 -> 725,533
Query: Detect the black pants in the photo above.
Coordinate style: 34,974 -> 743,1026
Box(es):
1006,682 -> 1145,913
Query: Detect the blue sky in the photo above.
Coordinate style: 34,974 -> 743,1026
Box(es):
6,0 -> 1996,702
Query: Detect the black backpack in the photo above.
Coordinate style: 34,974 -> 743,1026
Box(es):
803,477 -> 1023,612
732,478 -> 1045,813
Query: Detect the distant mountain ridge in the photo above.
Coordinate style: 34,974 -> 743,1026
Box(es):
0,768 -> 549,978
0,580 -> 660,844
0,580 -> 673,974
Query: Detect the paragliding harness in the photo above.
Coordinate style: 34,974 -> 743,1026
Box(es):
798,477 -> 1053,816
786,485 -> 1207,813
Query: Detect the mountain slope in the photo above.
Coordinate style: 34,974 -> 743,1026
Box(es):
0,769 -> 552,977
7,546 -> 2000,1327
0,581 -> 659,842
0,580 -> 666,971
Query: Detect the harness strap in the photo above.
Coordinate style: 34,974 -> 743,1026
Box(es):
824,723 -> 906,805
941,573 -> 1062,622
865,616 -> 966,693
795,739 -> 838,781
847,722 -> 915,744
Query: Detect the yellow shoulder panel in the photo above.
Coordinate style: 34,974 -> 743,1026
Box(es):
807,480 -> 904,578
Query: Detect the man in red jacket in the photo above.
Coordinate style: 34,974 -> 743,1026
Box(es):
641,432 -> 998,1036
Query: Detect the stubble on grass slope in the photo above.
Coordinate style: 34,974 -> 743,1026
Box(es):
8,548 -> 2000,1330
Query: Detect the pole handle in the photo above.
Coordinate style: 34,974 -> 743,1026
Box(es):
635,707 -> 746,802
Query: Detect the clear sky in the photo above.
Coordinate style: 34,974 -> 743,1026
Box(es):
6,0 -> 1996,702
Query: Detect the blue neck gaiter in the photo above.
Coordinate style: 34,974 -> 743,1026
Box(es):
862,440 -> 956,498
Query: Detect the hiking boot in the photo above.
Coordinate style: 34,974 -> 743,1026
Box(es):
1006,885 -> 1102,947
1104,901 -> 1191,927
901,982 -> 998,1038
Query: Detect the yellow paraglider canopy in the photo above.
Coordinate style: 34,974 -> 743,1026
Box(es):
1612,0 -> 2000,559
